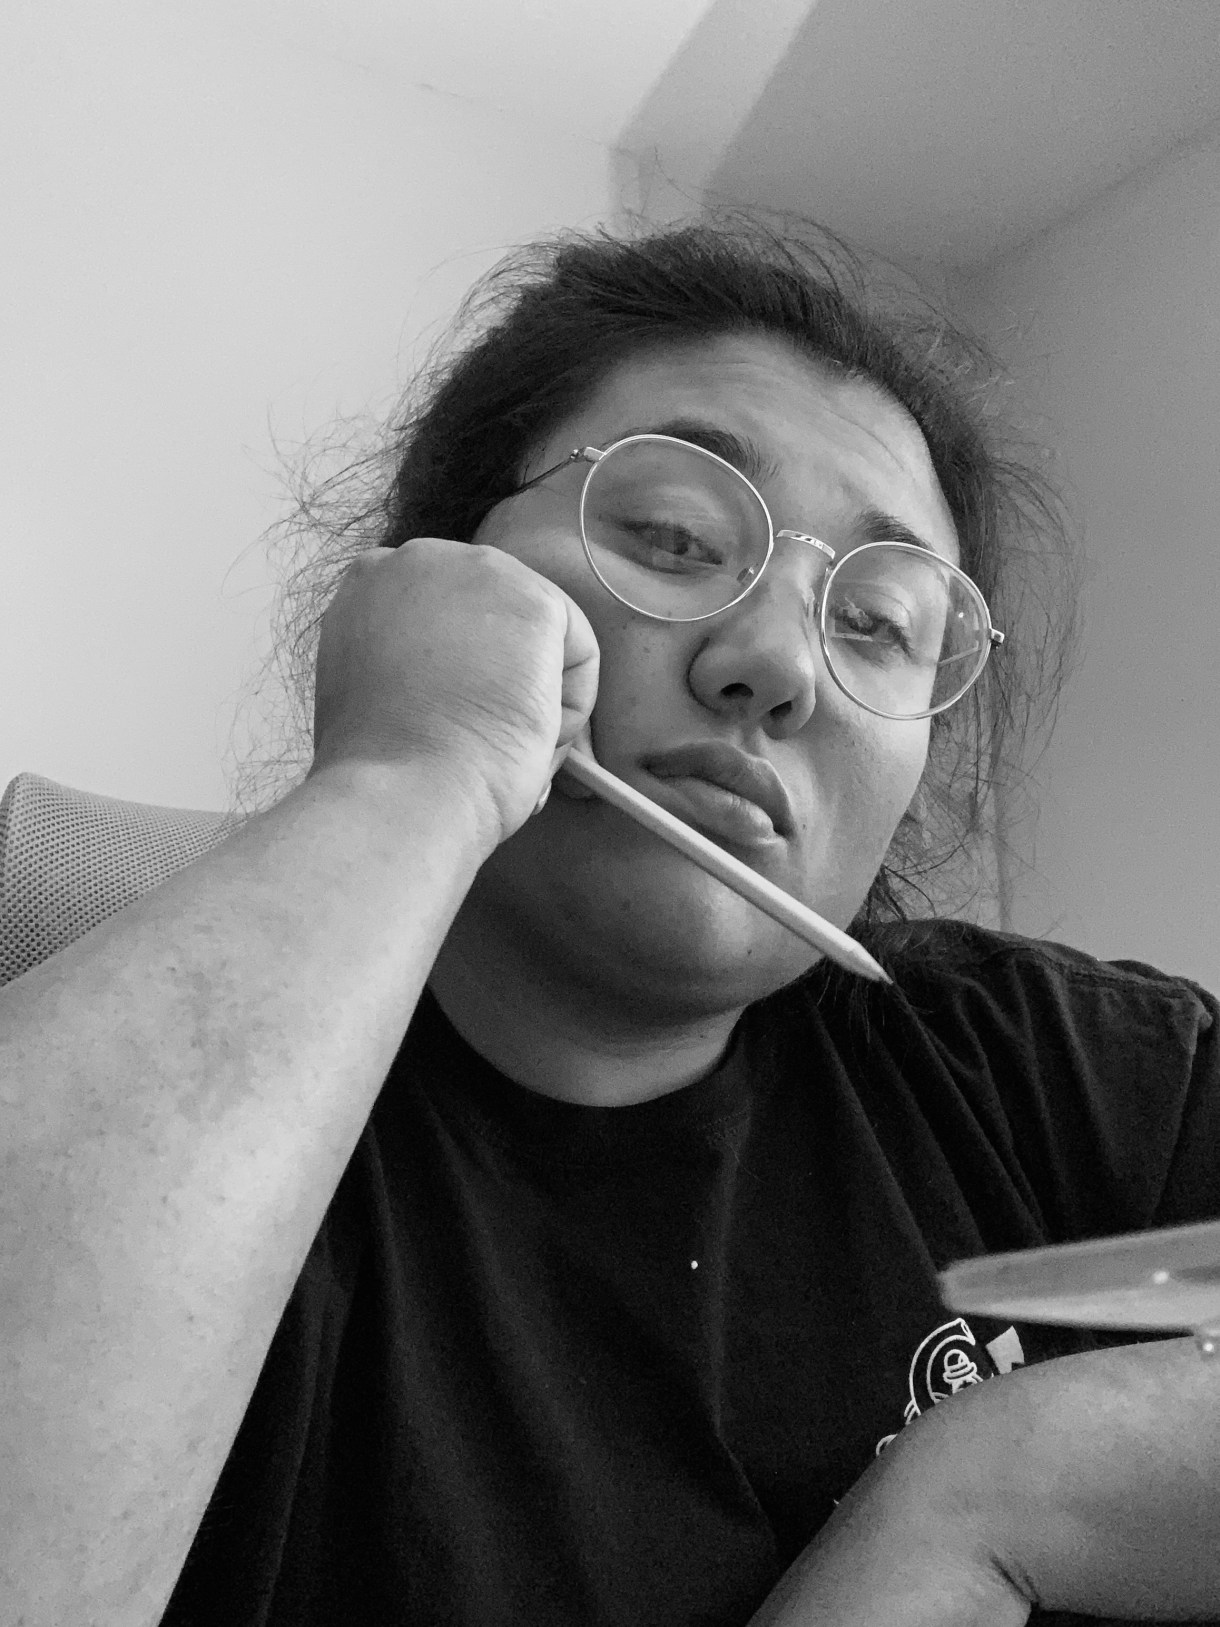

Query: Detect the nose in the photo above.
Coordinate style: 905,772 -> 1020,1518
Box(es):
686,540 -> 831,738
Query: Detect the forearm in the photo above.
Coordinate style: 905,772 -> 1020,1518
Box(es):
746,1402 -> 1028,1627
968,1334 -> 1220,1618
749,1335 -> 1220,1625
0,760 -> 490,1626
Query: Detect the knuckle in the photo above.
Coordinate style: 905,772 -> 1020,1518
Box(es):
347,546 -> 391,572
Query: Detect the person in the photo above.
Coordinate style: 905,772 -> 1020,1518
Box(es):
1,215 -> 1217,1627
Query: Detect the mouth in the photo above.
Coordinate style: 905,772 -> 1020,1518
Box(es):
641,742 -> 796,847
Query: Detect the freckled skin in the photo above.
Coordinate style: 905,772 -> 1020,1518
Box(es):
428,335 -> 960,1091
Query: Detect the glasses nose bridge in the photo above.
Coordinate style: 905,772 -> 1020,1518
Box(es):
758,527 -> 836,608
773,527 -> 836,563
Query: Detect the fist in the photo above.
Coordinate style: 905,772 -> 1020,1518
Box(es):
310,539 -> 599,845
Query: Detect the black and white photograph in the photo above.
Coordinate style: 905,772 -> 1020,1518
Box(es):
2,3 -> 1220,1622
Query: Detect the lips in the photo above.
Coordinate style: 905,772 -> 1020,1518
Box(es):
642,742 -> 796,838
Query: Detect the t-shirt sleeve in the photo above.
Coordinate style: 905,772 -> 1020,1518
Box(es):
1138,966 -> 1220,1228
894,927 -> 1220,1245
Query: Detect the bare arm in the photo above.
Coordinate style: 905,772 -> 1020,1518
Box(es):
748,1335 -> 1220,1625
0,762 -> 490,1623
0,541 -> 599,1626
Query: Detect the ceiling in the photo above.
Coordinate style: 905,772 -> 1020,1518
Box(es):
707,0 -> 1220,271
227,0 -> 723,148
239,0 -> 1220,274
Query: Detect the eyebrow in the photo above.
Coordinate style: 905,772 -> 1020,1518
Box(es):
615,418 -> 782,487
612,421 -> 944,558
852,506 -> 938,556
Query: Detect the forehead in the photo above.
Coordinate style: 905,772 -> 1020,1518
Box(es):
540,334 -> 959,564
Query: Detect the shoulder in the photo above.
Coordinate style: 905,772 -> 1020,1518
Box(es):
866,920 -> 1216,1122
766,921 -> 1220,1237
869,918 -> 1214,1042
765,919 -> 1216,1078
894,923 -> 1219,1230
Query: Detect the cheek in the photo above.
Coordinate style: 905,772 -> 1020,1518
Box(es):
584,620 -> 691,748
814,717 -> 929,843
473,507 -> 574,584
474,507 -> 637,645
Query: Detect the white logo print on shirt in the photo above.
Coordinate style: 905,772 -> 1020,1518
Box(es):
873,1317 -> 1026,1456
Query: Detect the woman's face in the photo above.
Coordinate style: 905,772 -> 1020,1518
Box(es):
465,334 -> 960,1013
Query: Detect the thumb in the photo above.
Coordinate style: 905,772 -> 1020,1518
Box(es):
552,719 -> 598,801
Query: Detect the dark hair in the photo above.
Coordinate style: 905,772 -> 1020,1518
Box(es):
226,210 -> 1080,929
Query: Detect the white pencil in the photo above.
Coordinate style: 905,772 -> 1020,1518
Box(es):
560,750 -> 891,984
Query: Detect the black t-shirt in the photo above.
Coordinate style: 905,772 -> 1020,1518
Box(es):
161,922 -> 1220,1627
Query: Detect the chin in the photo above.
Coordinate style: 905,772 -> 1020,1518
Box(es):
481,821 -> 825,1012
617,901 -> 815,1008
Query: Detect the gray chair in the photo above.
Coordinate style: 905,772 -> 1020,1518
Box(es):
0,772 -> 244,986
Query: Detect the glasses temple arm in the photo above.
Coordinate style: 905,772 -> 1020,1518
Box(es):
512,447 -> 600,496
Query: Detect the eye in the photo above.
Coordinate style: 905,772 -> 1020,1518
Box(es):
828,595 -> 916,659
617,519 -> 728,571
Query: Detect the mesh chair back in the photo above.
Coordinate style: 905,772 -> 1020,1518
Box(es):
0,772 -> 244,986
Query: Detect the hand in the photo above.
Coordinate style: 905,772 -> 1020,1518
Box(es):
748,1408 -> 1032,1627
309,540 -> 600,846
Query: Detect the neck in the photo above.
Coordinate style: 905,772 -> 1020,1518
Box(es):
427,910 -> 743,1108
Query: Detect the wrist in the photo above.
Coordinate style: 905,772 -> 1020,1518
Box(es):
302,753 -> 504,863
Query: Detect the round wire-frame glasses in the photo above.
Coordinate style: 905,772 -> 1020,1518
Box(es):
512,432 -> 1005,721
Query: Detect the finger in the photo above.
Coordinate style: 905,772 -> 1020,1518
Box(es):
554,590 -> 600,754
548,719 -> 597,800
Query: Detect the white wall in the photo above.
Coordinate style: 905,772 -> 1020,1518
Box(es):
1,3 -> 619,813
958,123 -> 1220,989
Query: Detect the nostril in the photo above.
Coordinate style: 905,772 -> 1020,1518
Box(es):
720,682 -> 753,700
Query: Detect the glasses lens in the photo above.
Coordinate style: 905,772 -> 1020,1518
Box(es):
822,544 -> 989,718
582,438 -> 769,618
